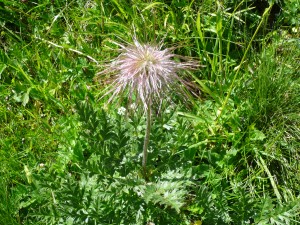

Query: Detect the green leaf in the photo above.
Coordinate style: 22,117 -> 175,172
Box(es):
73,142 -> 84,161
250,129 -> 266,141
196,12 -> 205,47
0,63 -> 6,79
142,2 -> 165,11
22,88 -> 31,107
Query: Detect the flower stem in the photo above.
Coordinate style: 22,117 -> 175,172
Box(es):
142,101 -> 152,180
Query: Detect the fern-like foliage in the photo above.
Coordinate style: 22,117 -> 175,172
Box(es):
255,197 -> 300,225
18,102 -> 193,224
135,169 -> 192,213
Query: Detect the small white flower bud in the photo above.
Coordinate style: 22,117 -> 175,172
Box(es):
117,106 -> 126,115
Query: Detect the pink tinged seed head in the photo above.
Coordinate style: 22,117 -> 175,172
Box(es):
99,38 -> 197,112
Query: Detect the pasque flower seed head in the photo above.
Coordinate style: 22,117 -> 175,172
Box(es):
99,38 -> 197,111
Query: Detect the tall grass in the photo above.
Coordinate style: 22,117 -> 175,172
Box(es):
0,0 -> 299,224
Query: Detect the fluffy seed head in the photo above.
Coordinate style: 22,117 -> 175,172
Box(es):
99,38 -> 197,111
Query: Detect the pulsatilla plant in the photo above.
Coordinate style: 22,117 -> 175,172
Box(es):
98,37 -> 197,179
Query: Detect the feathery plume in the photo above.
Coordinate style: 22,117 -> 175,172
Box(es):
99,38 -> 197,112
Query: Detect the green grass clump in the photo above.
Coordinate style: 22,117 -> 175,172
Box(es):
0,0 -> 299,224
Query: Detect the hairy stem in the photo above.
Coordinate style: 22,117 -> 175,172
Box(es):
142,101 -> 152,180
